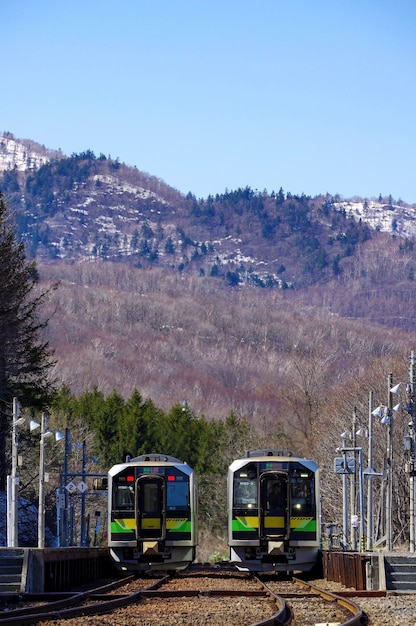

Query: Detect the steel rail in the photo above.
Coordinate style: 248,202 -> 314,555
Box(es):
0,575 -> 290,626
292,576 -> 368,626
0,567 -> 367,626
0,575 -> 168,625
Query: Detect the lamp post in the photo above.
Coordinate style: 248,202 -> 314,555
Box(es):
367,391 -> 375,551
7,403 -> 64,548
337,445 -> 365,552
35,413 -> 64,548
386,374 -> 394,552
357,447 -> 365,552
350,408 -> 359,551
407,352 -> 416,553
7,398 -> 26,547
373,377 -> 401,551
38,413 -> 51,548
385,375 -> 401,551
341,433 -> 349,549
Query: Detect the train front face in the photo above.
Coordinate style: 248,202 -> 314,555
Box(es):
108,455 -> 197,571
228,453 -> 320,572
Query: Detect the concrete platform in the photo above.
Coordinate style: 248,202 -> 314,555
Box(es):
0,547 -> 115,593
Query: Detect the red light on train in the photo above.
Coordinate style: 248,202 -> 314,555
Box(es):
167,475 -> 175,481
126,475 -> 134,482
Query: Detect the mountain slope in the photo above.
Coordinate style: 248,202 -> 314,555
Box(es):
2,132 -> 415,295
2,132 -> 416,437
39,259 -> 414,426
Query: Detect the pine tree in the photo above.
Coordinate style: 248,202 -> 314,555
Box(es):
0,192 -> 55,488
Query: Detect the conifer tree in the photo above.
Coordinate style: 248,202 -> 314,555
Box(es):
0,192 -> 55,488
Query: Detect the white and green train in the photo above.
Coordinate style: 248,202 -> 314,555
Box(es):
228,450 -> 320,572
108,454 -> 197,572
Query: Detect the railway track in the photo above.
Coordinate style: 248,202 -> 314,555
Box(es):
260,576 -> 368,625
0,574 -> 167,625
0,565 -> 368,625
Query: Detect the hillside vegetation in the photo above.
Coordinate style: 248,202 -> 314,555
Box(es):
2,134 -> 416,546
39,256 -> 415,441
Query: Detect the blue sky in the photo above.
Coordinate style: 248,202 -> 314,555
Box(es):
2,1 -> 416,202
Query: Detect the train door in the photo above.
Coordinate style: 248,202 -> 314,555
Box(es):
136,475 -> 165,540
259,472 -> 288,539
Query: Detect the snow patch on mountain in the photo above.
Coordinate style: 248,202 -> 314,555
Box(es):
0,135 -> 62,172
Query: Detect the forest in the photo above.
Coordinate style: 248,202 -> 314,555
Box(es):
10,256 -> 412,555
1,139 -> 416,554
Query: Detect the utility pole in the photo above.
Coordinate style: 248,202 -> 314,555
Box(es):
7,397 -> 21,547
386,373 -> 394,552
341,434 -> 349,549
38,412 -> 51,548
80,441 -> 87,546
407,352 -> 416,552
351,408 -> 358,551
58,428 -> 71,547
367,391 -> 375,551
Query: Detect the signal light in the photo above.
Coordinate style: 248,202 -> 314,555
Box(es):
93,477 -> 108,490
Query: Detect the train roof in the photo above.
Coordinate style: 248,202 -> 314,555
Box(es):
108,453 -> 194,477
128,453 -> 185,463
229,451 -> 319,473
245,449 -> 292,458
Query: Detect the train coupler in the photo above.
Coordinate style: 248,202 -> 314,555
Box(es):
142,541 -> 159,555
268,541 -> 285,556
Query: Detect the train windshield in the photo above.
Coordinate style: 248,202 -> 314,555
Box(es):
234,464 -> 258,508
113,471 -> 135,511
166,478 -> 189,511
115,485 -> 134,510
290,469 -> 315,516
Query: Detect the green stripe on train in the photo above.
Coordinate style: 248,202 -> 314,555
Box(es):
291,518 -> 317,532
111,520 -> 135,534
167,520 -> 192,533
232,517 -> 257,532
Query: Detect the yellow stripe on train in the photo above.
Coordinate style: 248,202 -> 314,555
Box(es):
234,516 -> 259,530
264,516 -> 285,528
290,517 -> 315,529
141,518 -> 161,530
166,518 -> 188,529
114,518 -> 136,530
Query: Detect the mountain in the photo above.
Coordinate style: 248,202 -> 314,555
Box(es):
2,132 -> 415,294
1,132 -> 416,435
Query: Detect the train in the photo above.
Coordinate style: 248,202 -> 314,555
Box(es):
228,450 -> 320,572
107,449 -> 320,574
108,454 -> 198,572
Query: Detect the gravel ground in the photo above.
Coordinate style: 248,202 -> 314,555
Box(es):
37,574 -> 416,625
312,579 -> 416,625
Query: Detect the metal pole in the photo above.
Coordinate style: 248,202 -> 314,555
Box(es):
342,436 -> 349,549
367,391 -> 374,551
409,352 -> 416,552
60,428 -> 71,547
386,373 -> 394,551
38,412 -> 49,548
358,447 -> 365,551
8,397 -> 20,547
80,441 -> 87,546
351,408 -> 358,551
